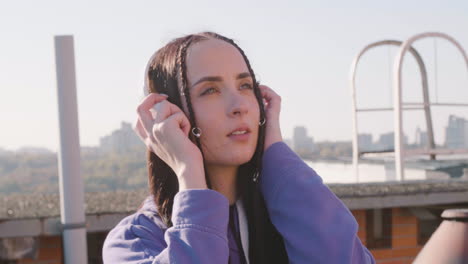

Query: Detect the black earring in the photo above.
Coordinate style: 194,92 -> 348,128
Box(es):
253,171 -> 259,182
259,118 -> 266,126
191,127 -> 202,138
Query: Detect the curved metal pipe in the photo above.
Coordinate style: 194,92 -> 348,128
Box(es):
350,40 -> 433,181
393,32 -> 468,180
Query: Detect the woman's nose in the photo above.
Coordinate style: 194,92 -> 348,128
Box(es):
227,93 -> 248,117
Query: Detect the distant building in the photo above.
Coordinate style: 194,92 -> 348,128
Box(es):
358,133 -> 373,151
99,122 -> 144,154
444,115 -> 468,149
376,132 -> 408,150
414,127 -> 428,147
293,126 -> 314,155
377,132 -> 394,150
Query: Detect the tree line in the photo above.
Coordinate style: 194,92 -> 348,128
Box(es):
0,146 -> 148,195
0,142 -> 353,195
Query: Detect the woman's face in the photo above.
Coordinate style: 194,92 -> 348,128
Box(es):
182,38 -> 260,167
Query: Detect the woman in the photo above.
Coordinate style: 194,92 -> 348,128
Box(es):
102,32 -> 375,264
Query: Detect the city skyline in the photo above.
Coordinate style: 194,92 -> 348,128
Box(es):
4,113 -> 468,154
1,1 -> 468,151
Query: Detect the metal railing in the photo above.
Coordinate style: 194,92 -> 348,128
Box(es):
350,32 -> 468,181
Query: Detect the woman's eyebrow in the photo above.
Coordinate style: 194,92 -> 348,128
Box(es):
191,72 -> 252,89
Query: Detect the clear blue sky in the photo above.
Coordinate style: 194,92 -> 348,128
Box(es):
1,0 -> 467,151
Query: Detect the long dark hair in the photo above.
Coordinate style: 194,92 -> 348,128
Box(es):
144,32 -> 288,263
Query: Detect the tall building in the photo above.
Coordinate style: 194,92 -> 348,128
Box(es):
293,126 -> 314,154
414,127 -> 428,147
376,132 -> 408,150
444,115 -> 468,149
358,133 -> 373,151
99,122 -> 144,153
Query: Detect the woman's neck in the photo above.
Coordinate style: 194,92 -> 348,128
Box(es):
205,165 -> 239,205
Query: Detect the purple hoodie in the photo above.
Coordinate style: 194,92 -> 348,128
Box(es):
102,141 -> 375,263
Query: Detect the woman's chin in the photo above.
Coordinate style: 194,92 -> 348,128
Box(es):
232,148 -> 257,163
209,152 -> 255,166
231,156 -> 253,165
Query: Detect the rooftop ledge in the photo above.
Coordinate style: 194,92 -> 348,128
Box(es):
2,179 -> 468,220
1,179 -> 468,237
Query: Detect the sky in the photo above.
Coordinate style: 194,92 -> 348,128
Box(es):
1,0 -> 468,151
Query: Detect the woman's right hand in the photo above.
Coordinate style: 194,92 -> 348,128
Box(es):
134,93 -> 207,190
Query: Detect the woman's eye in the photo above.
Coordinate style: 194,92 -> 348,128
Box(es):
201,87 -> 217,95
241,83 -> 253,90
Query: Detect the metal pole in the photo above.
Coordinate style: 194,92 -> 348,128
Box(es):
393,32 -> 468,181
349,56 -> 360,182
350,40 -> 432,181
54,35 -> 88,264
393,49 -> 404,181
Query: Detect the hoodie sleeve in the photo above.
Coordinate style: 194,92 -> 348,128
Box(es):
260,142 -> 375,264
102,189 -> 229,264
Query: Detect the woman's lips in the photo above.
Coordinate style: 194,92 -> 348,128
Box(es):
228,131 -> 251,142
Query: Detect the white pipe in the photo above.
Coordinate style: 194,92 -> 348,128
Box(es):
393,32 -> 468,181
54,35 -> 88,264
349,40 -> 432,181
349,56 -> 360,182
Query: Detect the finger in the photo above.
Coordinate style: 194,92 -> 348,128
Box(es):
133,118 -> 148,142
259,85 -> 277,101
138,93 -> 169,111
259,85 -> 268,100
179,112 -> 191,136
259,85 -> 276,107
259,85 -> 282,116
137,93 -> 168,139
138,109 -> 156,141
164,111 -> 191,136
153,100 -> 186,123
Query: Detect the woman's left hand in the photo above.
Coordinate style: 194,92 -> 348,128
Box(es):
259,85 -> 283,151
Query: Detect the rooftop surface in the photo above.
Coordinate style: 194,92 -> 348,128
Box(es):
2,179 -> 468,220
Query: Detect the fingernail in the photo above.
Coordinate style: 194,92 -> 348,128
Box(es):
160,93 -> 169,97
